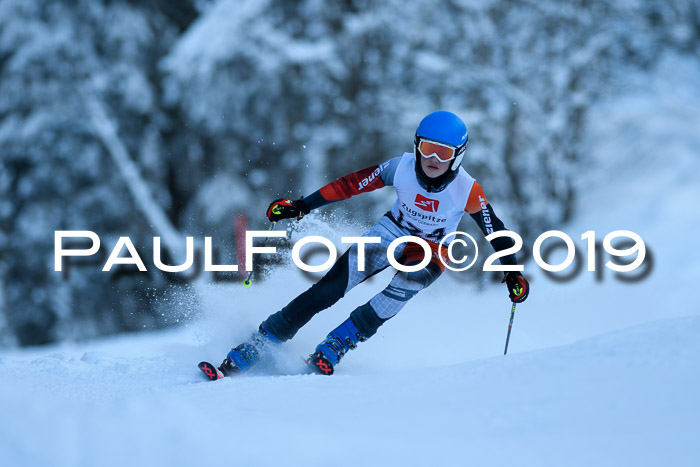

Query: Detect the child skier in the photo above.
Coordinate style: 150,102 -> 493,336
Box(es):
217,111 -> 528,376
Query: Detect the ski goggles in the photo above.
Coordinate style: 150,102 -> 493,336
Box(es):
417,139 -> 458,162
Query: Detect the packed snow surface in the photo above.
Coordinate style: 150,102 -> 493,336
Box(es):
1,316 -> 698,467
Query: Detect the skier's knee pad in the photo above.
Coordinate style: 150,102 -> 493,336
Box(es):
350,303 -> 387,339
404,261 -> 442,288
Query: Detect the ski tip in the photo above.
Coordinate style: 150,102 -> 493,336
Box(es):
198,361 -> 224,381
306,351 -> 334,376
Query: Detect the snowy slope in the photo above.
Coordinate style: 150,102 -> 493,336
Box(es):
1,316 -> 698,467
2,53 -> 700,466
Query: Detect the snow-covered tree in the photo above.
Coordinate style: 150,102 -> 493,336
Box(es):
0,0 -> 199,345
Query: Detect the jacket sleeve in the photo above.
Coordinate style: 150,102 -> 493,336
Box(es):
303,158 -> 399,210
465,183 -> 519,266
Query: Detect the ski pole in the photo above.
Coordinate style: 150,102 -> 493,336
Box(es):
503,302 -> 517,355
242,221 -> 276,287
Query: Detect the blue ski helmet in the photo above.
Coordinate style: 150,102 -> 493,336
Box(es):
414,111 -> 469,172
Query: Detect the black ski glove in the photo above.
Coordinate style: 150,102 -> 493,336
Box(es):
266,198 -> 310,222
502,271 -> 529,303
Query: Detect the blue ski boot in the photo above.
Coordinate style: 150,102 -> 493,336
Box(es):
308,316 -> 367,375
219,323 -> 281,375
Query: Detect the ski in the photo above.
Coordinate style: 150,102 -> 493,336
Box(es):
198,355 -> 328,381
306,351 -> 335,375
197,361 -> 225,381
